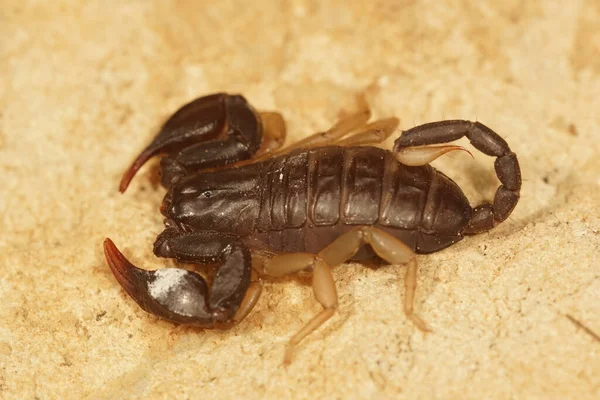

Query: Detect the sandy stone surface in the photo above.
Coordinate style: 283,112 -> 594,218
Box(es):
2,1 -> 599,399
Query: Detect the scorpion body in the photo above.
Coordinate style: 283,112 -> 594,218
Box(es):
164,145 -> 472,257
104,93 -> 521,364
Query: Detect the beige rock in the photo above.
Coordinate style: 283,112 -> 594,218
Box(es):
2,1 -> 599,399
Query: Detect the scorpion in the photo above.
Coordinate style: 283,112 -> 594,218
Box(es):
104,93 -> 521,364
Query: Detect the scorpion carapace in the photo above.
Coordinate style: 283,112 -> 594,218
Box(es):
104,93 -> 521,364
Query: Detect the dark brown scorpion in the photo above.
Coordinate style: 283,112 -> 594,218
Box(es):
104,93 -> 521,364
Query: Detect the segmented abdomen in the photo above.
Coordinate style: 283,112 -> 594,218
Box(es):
251,146 -> 469,254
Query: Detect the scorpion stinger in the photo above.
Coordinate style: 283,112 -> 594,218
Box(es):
395,144 -> 473,166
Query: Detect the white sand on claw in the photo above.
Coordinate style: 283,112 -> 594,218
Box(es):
148,269 -> 189,301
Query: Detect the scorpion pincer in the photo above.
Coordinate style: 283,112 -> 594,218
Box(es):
104,93 -> 521,364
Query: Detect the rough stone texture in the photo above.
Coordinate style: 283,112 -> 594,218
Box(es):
1,1 -> 599,399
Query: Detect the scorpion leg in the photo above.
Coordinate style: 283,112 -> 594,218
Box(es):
394,120 -> 522,233
255,111 -> 287,156
262,253 -> 337,365
223,251 -> 290,325
255,113 -> 398,161
262,226 -> 428,365
318,227 -> 430,332
103,232 -> 252,327
255,108 -> 372,161
230,269 -> 263,325
334,117 -> 400,146
120,93 -> 264,192
287,108 -> 372,150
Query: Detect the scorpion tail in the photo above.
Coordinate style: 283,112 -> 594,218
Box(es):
393,120 -> 521,234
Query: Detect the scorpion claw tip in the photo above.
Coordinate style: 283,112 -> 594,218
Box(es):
103,238 -> 150,300
118,164 -> 136,193
118,151 -> 153,193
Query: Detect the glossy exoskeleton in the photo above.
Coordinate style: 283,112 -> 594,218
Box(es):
104,93 -> 521,364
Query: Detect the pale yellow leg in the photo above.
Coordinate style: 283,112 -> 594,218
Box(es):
231,280 -> 263,324
255,109 -> 373,161
403,259 -> 429,331
319,227 -> 430,332
333,117 -> 399,146
262,253 -> 338,365
288,108 -> 372,149
262,226 -> 429,364
255,112 -> 287,157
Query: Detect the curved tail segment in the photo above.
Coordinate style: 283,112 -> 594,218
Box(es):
394,120 -> 521,234
119,93 -> 263,193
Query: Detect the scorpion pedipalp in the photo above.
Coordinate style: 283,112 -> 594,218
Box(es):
104,238 -> 255,326
104,238 -> 216,325
119,93 -> 264,193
